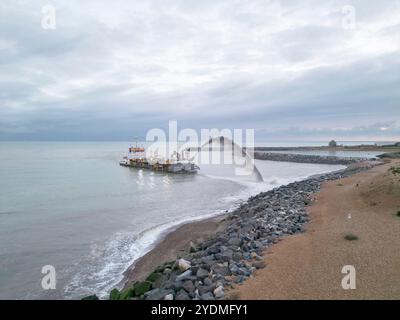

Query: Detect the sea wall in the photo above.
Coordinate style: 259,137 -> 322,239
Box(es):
254,152 -> 365,165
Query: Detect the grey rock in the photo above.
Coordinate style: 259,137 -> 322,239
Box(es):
198,285 -> 213,295
201,292 -> 215,300
175,289 -> 190,300
145,289 -> 174,300
176,270 -> 192,282
203,277 -> 213,286
182,280 -> 195,293
196,268 -> 209,279
228,237 -> 242,246
221,249 -> 233,261
212,264 -> 231,277
173,281 -> 183,291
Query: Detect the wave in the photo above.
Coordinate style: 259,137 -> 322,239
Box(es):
63,206 -> 236,299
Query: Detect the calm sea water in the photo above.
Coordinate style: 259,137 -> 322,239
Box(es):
0,142 -> 349,299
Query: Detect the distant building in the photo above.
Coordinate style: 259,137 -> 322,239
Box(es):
329,140 -> 337,148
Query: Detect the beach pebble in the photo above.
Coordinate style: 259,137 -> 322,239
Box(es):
197,285 -> 213,295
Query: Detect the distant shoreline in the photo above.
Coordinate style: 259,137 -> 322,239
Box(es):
252,143 -> 400,152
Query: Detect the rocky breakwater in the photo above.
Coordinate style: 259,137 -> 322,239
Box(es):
105,163 -> 377,301
254,152 -> 366,165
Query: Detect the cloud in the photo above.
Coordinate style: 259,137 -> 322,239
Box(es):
0,0 -> 399,141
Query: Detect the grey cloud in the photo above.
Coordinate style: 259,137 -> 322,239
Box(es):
0,0 -> 399,141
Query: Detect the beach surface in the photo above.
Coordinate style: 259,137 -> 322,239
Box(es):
228,159 -> 400,299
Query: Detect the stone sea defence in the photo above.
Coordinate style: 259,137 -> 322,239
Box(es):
104,162 -> 377,301
254,152 -> 367,165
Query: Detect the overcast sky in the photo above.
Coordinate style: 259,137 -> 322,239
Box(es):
0,0 -> 399,141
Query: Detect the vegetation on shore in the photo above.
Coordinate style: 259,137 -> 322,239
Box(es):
106,262 -> 177,300
389,166 -> 400,175
344,233 -> 358,241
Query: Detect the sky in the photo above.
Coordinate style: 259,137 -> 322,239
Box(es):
0,0 -> 399,142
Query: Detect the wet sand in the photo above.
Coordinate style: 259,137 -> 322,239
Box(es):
228,159 -> 400,299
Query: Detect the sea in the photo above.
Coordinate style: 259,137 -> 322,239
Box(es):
0,141 -> 386,299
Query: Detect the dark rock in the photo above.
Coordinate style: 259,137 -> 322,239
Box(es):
198,285 -> 213,295
196,268 -> 209,279
221,249 -> 233,261
228,237 -> 242,246
212,264 -> 231,277
175,270 -> 192,282
145,288 -> 174,300
203,277 -> 213,286
201,292 -> 215,300
175,289 -> 190,300
182,280 -> 195,293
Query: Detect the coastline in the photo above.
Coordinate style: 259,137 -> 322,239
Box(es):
228,158 -> 400,299
112,159 -> 381,300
